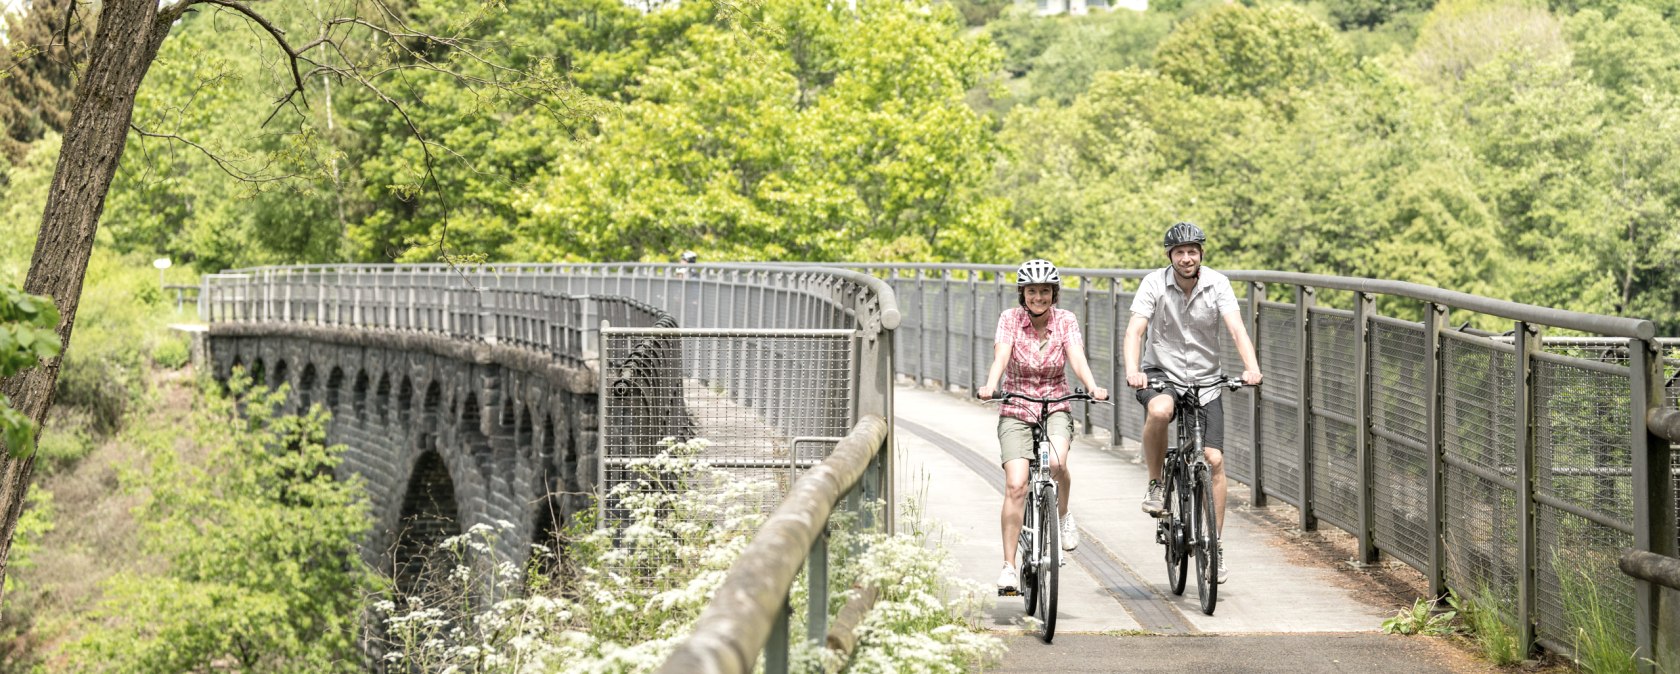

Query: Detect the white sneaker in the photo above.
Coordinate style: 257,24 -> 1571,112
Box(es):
1060,512 -> 1079,551
996,563 -> 1019,593
1217,545 -> 1229,584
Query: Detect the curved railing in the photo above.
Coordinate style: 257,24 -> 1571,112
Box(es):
856,262 -> 1677,665
199,262 -> 1676,669
201,263 -> 903,673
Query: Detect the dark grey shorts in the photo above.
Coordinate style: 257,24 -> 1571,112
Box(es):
1134,373 -> 1227,451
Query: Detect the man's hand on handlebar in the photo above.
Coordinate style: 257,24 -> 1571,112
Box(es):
1126,371 -> 1148,389
1241,370 -> 1263,386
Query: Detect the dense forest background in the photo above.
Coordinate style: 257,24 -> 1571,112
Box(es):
5,0 -> 1679,329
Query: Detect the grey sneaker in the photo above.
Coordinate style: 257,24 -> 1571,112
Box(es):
1060,512 -> 1079,551
1217,545 -> 1229,584
1142,480 -> 1166,516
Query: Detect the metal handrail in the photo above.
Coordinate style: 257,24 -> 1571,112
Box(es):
659,415 -> 890,674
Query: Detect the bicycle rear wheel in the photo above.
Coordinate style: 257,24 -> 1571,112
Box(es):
1193,465 -> 1219,615
1038,488 -> 1060,643
1163,465 -> 1187,596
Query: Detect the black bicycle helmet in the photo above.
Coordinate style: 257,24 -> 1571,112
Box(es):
1015,259 -> 1060,286
1162,222 -> 1206,250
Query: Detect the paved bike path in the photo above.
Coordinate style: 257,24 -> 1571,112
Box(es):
894,383 -> 1393,636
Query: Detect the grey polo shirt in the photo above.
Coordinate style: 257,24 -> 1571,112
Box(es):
1131,266 -> 1240,404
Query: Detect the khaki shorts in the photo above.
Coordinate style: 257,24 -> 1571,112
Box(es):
998,412 -> 1074,465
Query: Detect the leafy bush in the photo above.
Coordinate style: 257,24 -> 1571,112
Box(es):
1380,595 -> 1457,636
150,336 -> 190,370
66,373 -> 375,673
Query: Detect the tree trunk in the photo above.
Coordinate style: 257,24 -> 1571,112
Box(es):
0,0 -> 177,601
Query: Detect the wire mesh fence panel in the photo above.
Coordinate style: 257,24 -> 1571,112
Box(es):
1370,319 -> 1430,569
1259,302 -> 1302,506
1220,297 -> 1256,484
601,330 -> 857,550
949,280 -> 976,390
1441,336 -> 1521,621
1532,356 -> 1637,653
1083,286 -> 1118,437
1311,310 -> 1360,532
921,280 -> 945,385
890,276 -> 922,378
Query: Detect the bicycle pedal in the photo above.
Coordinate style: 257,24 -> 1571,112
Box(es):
998,587 -> 1020,597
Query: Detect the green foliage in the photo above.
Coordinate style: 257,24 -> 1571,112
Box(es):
150,335 -> 190,370
0,0 -> 86,163
1555,554 -> 1638,673
0,283 -> 60,457
515,0 -> 1018,263
1155,3 -> 1351,114
67,372 -> 375,673
1380,595 -> 1457,635
1319,0 -> 1436,29
1446,586 -> 1524,666
2,488 -> 54,597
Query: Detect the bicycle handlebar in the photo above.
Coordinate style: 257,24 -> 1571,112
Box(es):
1147,376 -> 1259,393
982,388 -> 1113,405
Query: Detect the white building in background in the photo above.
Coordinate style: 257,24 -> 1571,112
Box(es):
1028,0 -> 1146,16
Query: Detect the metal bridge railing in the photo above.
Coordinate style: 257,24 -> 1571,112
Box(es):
200,261 -> 1674,670
200,263 -> 902,674
850,263 -> 1675,671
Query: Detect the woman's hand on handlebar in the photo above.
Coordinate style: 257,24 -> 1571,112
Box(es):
977,385 -> 996,400
1092,386 -> 1109,402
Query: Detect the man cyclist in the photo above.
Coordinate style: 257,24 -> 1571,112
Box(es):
1123,222 -> 1261,585
978,259 -> 1108,594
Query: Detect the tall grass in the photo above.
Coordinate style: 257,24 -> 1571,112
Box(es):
1554,553 -> 1638,673
1448,584 -> 1523,666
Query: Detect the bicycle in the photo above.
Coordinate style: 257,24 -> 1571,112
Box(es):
984,388 -> 1109,643
1149,376 -> 1255,616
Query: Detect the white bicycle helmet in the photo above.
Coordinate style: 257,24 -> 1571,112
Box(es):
1016,259 -> 1060,287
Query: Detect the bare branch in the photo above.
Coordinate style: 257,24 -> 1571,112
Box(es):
184,0 -> 308,105
130,124 -> 302,184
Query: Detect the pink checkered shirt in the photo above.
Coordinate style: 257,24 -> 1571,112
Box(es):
994,307 -> 1084,424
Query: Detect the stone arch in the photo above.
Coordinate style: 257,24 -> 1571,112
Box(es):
327,366 -> 345,413
352,370 -> 370,418
272,359 -> 289,392
422,380 -> 442,429
299,363 -> 318,411
393,450 -> 461,596
533,413 -> 561,550
460,392 -> 492,480
374,373 -> 391,423
398,376 -> 415,424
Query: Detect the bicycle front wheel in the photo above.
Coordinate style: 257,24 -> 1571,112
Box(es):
1038,488 -> 1060,643
1193,465 -> 1219,615
1018,493 -> 1038,616
1163,467 -> 1187,596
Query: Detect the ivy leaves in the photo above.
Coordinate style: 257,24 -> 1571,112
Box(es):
0,285 -> 59,457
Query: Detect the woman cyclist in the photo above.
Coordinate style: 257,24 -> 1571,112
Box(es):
978,259 -> 1108,594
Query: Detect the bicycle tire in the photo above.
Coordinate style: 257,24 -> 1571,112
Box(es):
1193,464 -> 1219,615
1163,463 -> 1187,596
1038,488 -> 1060,643
1018,494 -> 1037,616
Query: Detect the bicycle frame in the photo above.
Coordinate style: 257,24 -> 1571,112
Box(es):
1150,376 -> 1252,615
986,389 -> 1107,642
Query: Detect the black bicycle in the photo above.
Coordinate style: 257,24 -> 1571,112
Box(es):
1150,376 -> 1254,616
985,388 -> 1109,643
